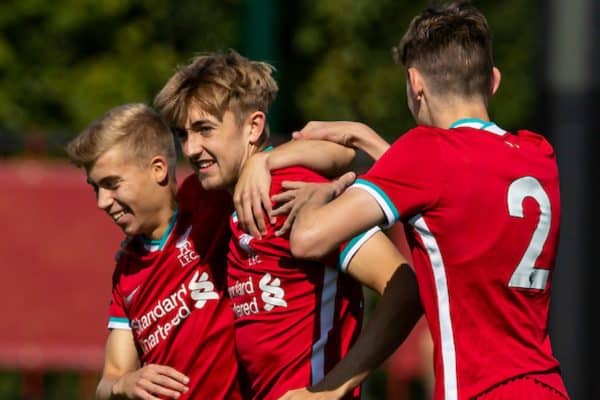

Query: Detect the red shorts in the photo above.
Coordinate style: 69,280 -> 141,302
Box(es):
475,372 -> 569,400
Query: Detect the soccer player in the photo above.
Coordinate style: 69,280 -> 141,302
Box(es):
66,103 -> 364,400
153,50 -> 420,400
66,104 -> 240,399
279,2 -> 569,400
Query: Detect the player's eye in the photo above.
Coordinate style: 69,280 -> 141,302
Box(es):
105,181 -> 120,190
99,178 -> 121,191
190,121 -> 214,136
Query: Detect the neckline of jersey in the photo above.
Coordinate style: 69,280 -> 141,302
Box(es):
449,118 -> 506,136
141,208 -> 179,252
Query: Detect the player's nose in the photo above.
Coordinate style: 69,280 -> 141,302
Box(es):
182,134 -> 205,159
96,187 -> 113,210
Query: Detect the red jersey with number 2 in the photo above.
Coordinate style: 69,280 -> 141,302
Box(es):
352,121 -> 567,400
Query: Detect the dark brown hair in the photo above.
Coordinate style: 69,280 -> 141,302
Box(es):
394,1 -> 494,99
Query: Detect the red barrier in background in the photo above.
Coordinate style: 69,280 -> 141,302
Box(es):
0,160 -> 196,373
0,159 -> 432,400
0,160 -> 124,371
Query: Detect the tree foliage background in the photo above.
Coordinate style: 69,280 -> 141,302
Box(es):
0,1 -> 542,398
0,0 -> 537,155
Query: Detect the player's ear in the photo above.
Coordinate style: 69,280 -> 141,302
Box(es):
407,67 -> 425,101
491,67 -> 501,96
149,155 -> 169,184
246,111 -> 266,145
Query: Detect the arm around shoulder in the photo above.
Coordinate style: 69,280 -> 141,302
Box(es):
293,121 -> 390,161
290,188 -> 387,260
265,139 -> 356,177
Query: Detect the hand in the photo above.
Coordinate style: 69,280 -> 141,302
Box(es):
112,364 -> 189,399
293,121 -> 388,160
271,172 -> 356,237
278,387 -> 341,400
292,121 -> 372,147
233,152 -> 276,239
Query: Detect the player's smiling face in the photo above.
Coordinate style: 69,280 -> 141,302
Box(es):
177,105 -> 259,191
86,143 -> 169,238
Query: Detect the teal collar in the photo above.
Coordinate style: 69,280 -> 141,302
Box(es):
449,118 -> 506,136
142,208 -> 178,252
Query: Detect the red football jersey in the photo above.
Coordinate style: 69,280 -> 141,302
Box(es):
108,174 -> 241,399
352,120 -> 566,399
228,166 -> 366,400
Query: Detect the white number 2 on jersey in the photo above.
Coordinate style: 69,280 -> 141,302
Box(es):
507,176 -> 552,290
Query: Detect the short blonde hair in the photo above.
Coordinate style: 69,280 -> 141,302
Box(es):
66,103 -> 177,174
154,49 -> 278,144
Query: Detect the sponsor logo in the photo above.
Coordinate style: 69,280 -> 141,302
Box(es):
130,270 -> 218,353
188,271 -> 219,309
228,273 -> 287,318
259,273 -> 288,311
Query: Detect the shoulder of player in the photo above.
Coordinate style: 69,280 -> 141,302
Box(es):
390,125 -> 445,145
382,126 -> 446,160
112,236 -> 153,274
270,165 -> 328,184
178,175 -> 232,213
515,129 -> 556,155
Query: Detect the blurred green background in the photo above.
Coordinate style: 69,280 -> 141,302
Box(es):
0,0 -> 537,153
2,1 -> 594,399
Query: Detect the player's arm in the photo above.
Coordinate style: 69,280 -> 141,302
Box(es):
96,329 -> 189,400
289,184 -> 387,260
234,139 -> 355,238
279,263 -> 422,400
267,139 -> 356,176
344,224 -> 410,295
292,121 -> 390,161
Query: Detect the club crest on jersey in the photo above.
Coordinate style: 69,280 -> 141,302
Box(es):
176,226 -> 199,267
239,233 -> 262,266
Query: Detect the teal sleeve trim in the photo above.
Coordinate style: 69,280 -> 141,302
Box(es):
339,226 -> 381,272
352,178 -> 400,227
108,316 -> 131,330
109,317 -> 129,323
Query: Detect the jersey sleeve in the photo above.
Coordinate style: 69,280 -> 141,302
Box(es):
351,127 -> 445,226
338,226 -> 381,273
269,166 -> 387,273
107,263 -> 131,331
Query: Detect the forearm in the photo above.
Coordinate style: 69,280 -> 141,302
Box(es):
290,201 -> 340,259
309,265 -> 423,396
290,188 -> 386,260
96,375 -> 121,400
265,140 -> 355,177
344,123 -> 390,161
